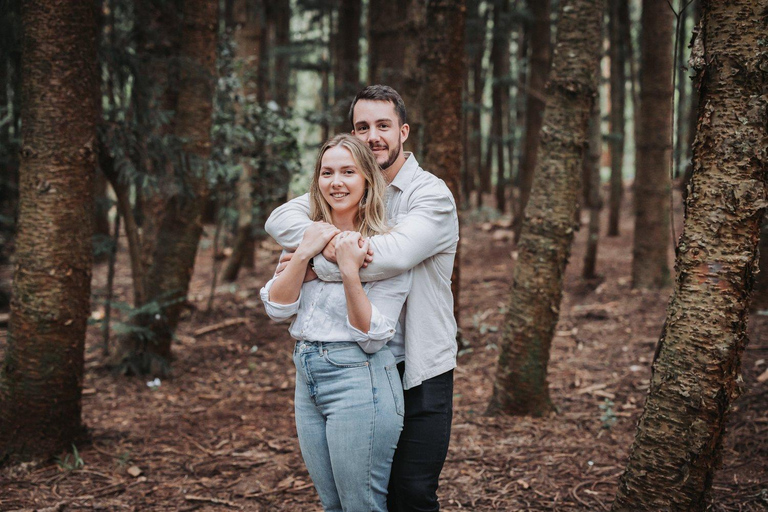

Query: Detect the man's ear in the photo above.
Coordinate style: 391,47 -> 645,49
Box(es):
400,123 -> 410,143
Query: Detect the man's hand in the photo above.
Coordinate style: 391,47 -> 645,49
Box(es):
304,266 -> 318,282
275,252 -> 293,275
322,234 -> 374,267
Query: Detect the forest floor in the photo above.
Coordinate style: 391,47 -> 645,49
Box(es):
1,188 -> 767,511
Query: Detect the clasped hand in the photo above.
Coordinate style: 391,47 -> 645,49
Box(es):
335,231 -> 370,276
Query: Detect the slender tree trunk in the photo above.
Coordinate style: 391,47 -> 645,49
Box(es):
0,0 -> 98,460
333,0 -> 361,133
681,0 -> 701,196
487,0 -> 604,417
465,0 -> 486,207
489,0 -> 510,213
607,0 -> 626,237
754,213 -> 768,311
270,0 -> 291,110
369,0 -> 426,155
613,1 -> 768,507
422,0 -> 465,320
631,0 -> 674,289
673,2 -> 689,179
582,82 -> 602,279
223,161 -> 254,282
514,0 -> 552,237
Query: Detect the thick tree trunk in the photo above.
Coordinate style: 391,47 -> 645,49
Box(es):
607,0 -> 626,237
0,0 -> 98,460
514,0 -> 551,236
114,0 -> 218,374
333,0 -> 361,133
612,1 -> 768,508
582,84 -> 602,279
487,0 -> 604,417
422,0 -> 465,320
368,0 -> 425,155
489,0 -> 510,213
631,0 -> 674,289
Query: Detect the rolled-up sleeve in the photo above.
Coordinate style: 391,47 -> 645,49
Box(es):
347,270 -> 412,353
264,194 -> 312,250
259,277 -> 300,322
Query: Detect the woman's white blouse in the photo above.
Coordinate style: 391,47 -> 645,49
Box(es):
260,270 -> 412,354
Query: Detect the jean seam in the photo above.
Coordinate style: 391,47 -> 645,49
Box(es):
368,361 -> 377,510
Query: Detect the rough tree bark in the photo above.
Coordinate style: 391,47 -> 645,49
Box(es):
368,0 -> 425,155
514,0 -> 552,236
422,0 -> 465,320
613,0 -> 768,508
0,0 -> 98,460
631,0 -> 674,289
332,0 -> 361,133
607,0 -> 626,237
487,0 -> 604,416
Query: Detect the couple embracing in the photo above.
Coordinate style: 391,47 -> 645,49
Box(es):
260,85 -> 458,512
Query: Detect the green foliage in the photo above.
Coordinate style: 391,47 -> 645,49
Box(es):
599,398 -> 617,429
211,31 -> 300,236
55,444 -> 85,471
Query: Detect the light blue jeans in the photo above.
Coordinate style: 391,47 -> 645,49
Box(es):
293,341 -> 404,512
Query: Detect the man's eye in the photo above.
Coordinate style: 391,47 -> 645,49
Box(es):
357,126 -> 368,132
379,124 -> 388,129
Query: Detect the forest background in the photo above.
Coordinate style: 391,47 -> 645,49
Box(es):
0,0 -> 766,510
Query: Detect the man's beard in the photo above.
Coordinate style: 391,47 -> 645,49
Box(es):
375,140 -> 401,171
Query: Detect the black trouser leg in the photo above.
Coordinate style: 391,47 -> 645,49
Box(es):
387,364 -> 453,512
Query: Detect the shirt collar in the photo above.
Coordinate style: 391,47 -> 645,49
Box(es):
389,152 -> 419,191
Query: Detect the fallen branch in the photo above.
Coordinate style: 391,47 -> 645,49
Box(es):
184,495 -> 242,509
193,318 -> 247,337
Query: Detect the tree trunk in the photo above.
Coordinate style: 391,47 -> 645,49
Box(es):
422,0 -> 465,320
270,0 -> 291,110
631,0 -> 674,289
0,0 -> 98,460
754,213 -> 768,311
487,0 -> 604,417
114,0 -> 219,374
612,1 -> 768,508
223,161 -> 254,282
582,81 -> 602,279
514,0 -> 552,237
673,2 -> 689,179
368,0 -> 425,155
607,0 -> 626,237
464,0 -> 487,207
333,0 -> 361,133
489,0 -> 510,213
681,0 -> 701,196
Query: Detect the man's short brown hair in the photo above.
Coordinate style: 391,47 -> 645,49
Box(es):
348,85 -> 407,129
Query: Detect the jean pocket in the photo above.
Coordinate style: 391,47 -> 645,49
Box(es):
385,364 -> 405,417
322,346 -> 370,368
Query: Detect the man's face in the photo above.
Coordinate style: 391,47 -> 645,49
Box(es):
351,100 -> 409,171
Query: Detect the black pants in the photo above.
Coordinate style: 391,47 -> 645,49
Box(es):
387,364 -> 454,512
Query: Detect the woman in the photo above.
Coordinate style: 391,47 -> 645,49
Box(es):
260,133 -> 410,511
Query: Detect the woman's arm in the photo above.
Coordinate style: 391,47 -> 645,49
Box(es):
268,222 -> 340,304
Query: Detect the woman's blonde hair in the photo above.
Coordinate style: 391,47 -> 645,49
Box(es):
309,133 -> 390,238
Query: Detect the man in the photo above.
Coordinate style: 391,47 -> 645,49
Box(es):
265,85 -> 458,511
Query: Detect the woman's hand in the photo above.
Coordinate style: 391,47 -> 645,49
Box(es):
297,222 -> 340,259
336,231 -> 369,277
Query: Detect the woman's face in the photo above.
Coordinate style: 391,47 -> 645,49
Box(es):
318,145 -> 367,216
